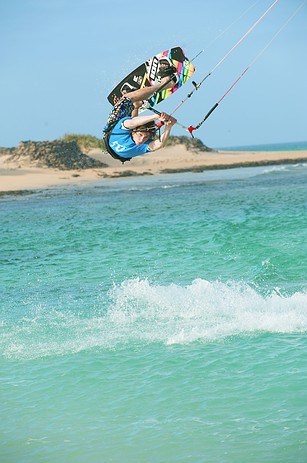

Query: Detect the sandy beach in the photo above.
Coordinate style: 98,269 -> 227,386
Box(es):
1,145 -> 306,193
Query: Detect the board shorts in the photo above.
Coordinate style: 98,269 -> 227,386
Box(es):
103,96 -> 134,133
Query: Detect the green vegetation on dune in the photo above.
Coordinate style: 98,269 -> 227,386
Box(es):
61,133 -> 213,153
61,134 -> 105,152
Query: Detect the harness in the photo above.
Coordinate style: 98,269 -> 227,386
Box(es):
103,122 -> 132,164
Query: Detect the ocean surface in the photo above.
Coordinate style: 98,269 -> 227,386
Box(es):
1,159 -> 306,462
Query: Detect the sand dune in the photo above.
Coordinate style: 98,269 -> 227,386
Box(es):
1,145 -> 306,192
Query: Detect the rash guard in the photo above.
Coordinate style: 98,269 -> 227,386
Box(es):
108,117 -> 152,159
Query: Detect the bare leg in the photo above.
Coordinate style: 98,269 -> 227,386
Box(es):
131,105 -> 140,118
104,78 -> 174,131
127,77 -> 174,103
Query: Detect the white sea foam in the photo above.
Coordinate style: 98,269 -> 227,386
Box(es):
107,278 -> 307,345
261,163 -> 307,175
2,278 -> 306,359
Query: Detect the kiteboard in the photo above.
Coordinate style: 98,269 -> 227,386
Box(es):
107,47 -> 195,112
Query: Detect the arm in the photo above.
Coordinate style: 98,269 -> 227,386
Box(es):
123,113 -> 159,130
148,114 -> 177,151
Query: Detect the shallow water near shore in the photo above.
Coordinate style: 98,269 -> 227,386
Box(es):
1,163 -> 306,462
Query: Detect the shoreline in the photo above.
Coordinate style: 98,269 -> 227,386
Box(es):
1,146 -> 306,193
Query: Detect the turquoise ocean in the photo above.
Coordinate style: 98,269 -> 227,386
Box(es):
1,146 -> 306,462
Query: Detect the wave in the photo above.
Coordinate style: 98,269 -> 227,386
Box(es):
1,279 -> 306,359
261,162 -> 307,175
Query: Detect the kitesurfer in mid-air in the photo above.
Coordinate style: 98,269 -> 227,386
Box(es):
103,67 -> 177,162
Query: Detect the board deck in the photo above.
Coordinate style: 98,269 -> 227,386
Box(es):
107,47 -> 195,112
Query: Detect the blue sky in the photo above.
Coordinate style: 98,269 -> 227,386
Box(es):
1,0 -> 306,148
